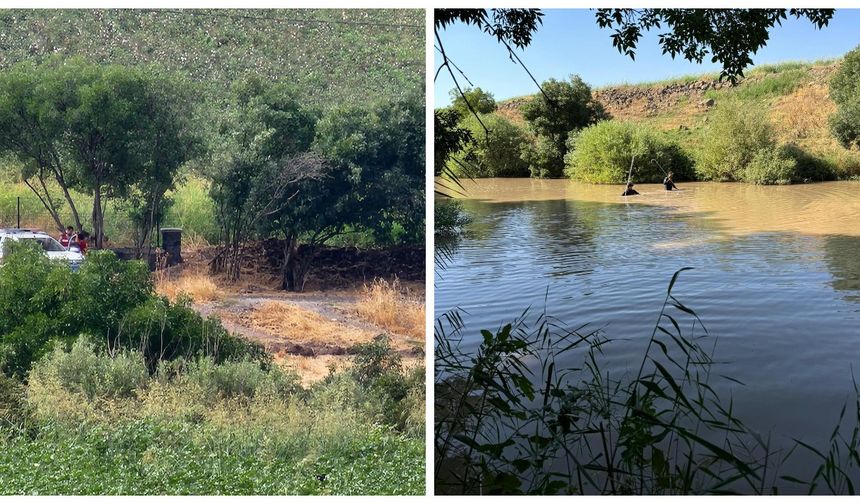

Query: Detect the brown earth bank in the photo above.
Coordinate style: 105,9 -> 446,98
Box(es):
155,242 -> 426,385
496,63 -> 839,122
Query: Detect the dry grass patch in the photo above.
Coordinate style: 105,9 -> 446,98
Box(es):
356,278 -> 425,340
246,301 -> 375,347
154,271 -> 224,303
276,354 -> 351,386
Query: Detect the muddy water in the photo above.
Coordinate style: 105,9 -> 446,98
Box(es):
436,179 -> 860,487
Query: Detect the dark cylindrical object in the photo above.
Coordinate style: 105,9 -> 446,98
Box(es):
161,228 -> 183,266
17,197 -> 20,228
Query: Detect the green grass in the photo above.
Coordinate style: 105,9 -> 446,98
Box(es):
0,422 -> 423,495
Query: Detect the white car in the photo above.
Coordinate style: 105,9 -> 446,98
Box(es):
0,228 -> 85,271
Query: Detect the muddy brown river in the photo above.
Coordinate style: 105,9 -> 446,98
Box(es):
435,179 -> 860,490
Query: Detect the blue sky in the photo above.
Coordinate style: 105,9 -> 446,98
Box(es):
434,9 -> 860,106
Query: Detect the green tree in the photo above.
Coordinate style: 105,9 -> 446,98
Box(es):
448,113 -> 530,178
314,97 -> 425,245
520,76 -> 608,178
450,87 -> 497,118
209,76 -> 318,281
0,60 -> 91,232
829,44 -> 860,149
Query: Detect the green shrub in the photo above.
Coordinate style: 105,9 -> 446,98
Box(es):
0,243 -> 266,377
521,134 -> 565,178
0,373 -> 29,433
448,113 -> 530,178
742,147 -> 797,185
695,102 -> 776,181
182,357 -> 300,401
564,120 -> 694,184
120,297 -> 269,372
521,75 -> 609,178
829,97 -> 860,150
829,45 -> 860,149
450,87 -> 497,118
32,338 -> 148,400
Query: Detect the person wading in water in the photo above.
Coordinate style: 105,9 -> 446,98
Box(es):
663,171 -> 678,191
622,182 -> 639,196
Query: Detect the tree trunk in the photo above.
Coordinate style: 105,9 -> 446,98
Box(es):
92,186 -> 105,248
50,152 -> 82,231
281,234 -> 299,291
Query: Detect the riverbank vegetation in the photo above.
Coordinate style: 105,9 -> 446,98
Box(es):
0,242 -> 424,495
435,269 -> 860,495
438,50 -> 860,185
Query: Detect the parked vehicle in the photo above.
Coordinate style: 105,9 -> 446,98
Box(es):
0,228 -> 85,271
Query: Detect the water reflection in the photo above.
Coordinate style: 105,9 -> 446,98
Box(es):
825,235 -> 860,302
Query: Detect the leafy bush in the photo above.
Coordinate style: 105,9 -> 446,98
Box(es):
695,101 -> 776,181
31,338 -> 148,400
448,113 -> 531,178
742,146 -> 797,185
828,45 -> 860,149
0,373 -> 29,433
0,243 -> 265,377
781,143 -> 837,182
564,120 -> 694,183
829,97 -> 860,150
521,134 -> 565,178
119,296 -> 269,372
180,357 -> 300,402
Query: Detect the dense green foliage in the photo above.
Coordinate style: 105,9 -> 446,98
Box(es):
742,146 -> 797,185
829,45 -> 860,149
313,97 -> 425,245
448,113 -> 530,178
0,336 -> 424,495
520,76 -> 608,177
695,102 -> 777,181
450,87 -> 497,117
0,241 -> 264,378
564,120 -> 693,183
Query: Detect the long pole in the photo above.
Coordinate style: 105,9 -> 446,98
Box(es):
17,196 -> 20,228
626,155 -> 637,185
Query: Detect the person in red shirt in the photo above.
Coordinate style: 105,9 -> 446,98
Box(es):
59,226 -> 74,248
76,230 -> 89,255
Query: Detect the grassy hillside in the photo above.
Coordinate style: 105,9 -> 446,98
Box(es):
0,9 -> 424,109
497,60 -> 860,179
